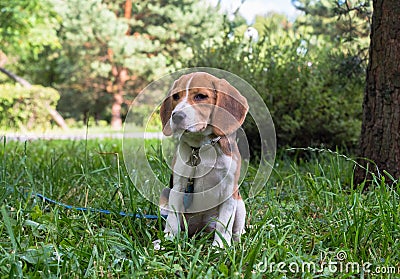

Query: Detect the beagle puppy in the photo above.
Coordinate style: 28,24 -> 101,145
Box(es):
159,72 -> 248,247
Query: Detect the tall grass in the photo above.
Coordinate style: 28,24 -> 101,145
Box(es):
0,138 -> 399,278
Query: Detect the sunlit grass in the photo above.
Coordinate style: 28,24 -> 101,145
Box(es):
0,138 -> 399,278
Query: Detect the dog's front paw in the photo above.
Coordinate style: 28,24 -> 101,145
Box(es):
233,228 -> 246,242
164,231 -> 175,241
153,239 -> 162,250
213,230 -> 232,248
212,239 -> 224,248
212,235 -> 231,248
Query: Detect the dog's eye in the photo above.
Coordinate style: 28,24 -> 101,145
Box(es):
172,94 -> 180,101
194,93 -> 208,101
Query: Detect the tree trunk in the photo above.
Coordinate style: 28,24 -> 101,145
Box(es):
124,0 -> 132,35
111,91 -> 124,130
109,67 -> 129,130
0,67 -> 32,88
354,0 -> 400,185
47,106 -> 69,130
108,0 -> 132,130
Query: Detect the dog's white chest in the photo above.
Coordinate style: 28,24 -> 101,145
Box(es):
175,141 -> 236,191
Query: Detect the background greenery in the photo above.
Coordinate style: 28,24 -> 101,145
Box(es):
0,84 -> 60,131
191,25 -> 365,149
1,0 -> 370,149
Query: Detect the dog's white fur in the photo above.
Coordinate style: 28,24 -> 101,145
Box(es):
159,72 -> 248,247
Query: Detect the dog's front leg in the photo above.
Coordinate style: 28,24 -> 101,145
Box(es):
164,202 -> 181,238
164,176 -> 186,238
212,197 -> 237,248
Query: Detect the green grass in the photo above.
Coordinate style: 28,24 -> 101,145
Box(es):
0,138 -> 399,278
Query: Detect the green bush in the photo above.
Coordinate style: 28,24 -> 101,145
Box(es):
0,84 -> 60,130
189,30 -> 364,150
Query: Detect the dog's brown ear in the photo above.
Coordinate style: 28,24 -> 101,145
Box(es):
160,75 -> 193,136
212,79 -> 248,136
160,94 -> 173,136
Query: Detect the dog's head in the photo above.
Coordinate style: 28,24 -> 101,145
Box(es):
160,72 -> 248,137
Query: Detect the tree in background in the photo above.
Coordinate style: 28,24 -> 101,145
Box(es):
354,0 -> 400,184
0,0 -> 60,84
0,0 -> 67,130
53,0 -> 223,129
292,0 -> 371,77
0,0 -> 60,65
292,0 -> 371,44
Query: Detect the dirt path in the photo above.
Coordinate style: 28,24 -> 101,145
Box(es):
2,131 -> 163,141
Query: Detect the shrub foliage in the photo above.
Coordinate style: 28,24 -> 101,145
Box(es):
190,26 -> 365,149
0,84 -> 60,130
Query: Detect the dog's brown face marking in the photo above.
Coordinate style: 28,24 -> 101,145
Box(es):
171,88 -> 216,107
160,72 -> 248,137
169,88 -> 216,133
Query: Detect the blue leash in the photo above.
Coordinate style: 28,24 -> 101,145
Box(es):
33,193 -> 166,220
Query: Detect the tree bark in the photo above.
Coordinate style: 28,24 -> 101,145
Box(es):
47,108 -> 69,130
111,89 -> 124,130
108,0 -> 132,130
0,67 -> 32,88
109,67 -> 129,130
354,0 -> 400,185
124,0 -> 132,35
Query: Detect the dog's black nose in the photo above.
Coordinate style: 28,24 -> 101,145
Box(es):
172,111 -> 186,124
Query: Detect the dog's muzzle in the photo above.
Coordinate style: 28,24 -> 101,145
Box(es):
172,111 -> 186,124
